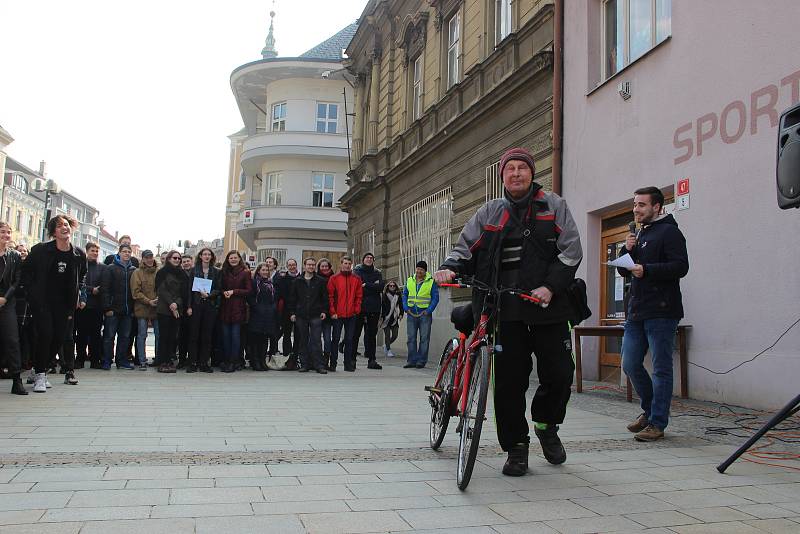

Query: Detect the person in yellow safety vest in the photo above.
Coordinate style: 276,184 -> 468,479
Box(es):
402,260 -> 439,369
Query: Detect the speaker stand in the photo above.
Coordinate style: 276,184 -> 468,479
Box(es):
717,392 -> 800,473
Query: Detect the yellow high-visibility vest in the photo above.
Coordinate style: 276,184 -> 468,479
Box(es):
406,274 -> 434,309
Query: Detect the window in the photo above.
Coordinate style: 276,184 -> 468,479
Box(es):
4,207 -> 9,222
271,102 -> 286,131
238,170 -> 246,192
266,173 -> 282,205
446,14 -> 461,88
484,160 -> 502,202
356,228 -> 375,263
400,188 -> 453,281
15,210 -> 22,231
63,202 -> 72,215
316,103 -> 338,133
312,173 -> 335,207
496,0 -> 512,43
11,174 -> 27,193
412,56 -> 424,121
75,209 -> 82,223
257,248 -> 287,267
603,0 -> 671,79
27,215 -> 34,236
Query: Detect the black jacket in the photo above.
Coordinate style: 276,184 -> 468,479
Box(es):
0,248 -> 22,301
21,240 -> 87,312
276,271 -> 299,318
155,264 -> 188,317
288,274 -> 328,319
189,264 -> 221,308
247,278 -> 278,335
618,214 -> 689,320
102,258 -> 136,315
81,260 -> 106,310
354,264 -> 383,314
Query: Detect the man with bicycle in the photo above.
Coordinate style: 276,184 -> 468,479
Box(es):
435,147 -> 582,477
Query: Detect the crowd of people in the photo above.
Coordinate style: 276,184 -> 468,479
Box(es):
0,217 -> 443,395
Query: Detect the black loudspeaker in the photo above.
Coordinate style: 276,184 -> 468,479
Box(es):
777,103 -> 800,209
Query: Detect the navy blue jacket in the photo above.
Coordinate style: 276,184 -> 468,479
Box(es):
354,264 -> 383,314
247,278 -> 278,336
618,214 -> 689,320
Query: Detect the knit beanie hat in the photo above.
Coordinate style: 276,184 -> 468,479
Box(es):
499,147 -> 536,176
416,260 -> 428,271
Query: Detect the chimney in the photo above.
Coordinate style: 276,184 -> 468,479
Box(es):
39,161 -> 47,177
115,231 -> 118,239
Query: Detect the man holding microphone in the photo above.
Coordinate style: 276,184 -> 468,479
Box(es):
619,187 -> 689,442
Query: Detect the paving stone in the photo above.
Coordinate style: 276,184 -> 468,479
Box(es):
169,486 -> 264,505
68,488 -> 168,507
40,505 -> 151,522
188,465 -> 270,478
0,483 -> 34,493
300,510 -> 411,533
214,476 -> 301,487
575,469 -> 655,485
543,515 -> 643,533
655,489 -> 754,508
0,492 -> 72,512
490,500 -> 596,522
572,493 -> 676,516
347,481 -> 440,499
670,521 -> 763,533
0,523 -> 83,534
261,483 -> 355,502
125,478 -> 215,489
503,473 -> 592,490
267,462 -> 348,476
624,510 -> 699,528
743,518 -> 800,533
491,523 -> 559,533
0,472 -> 20,484
408,528 -> 497,534
339,461 -> 420,475
14,467 -> 106,482
252,500 -> 349,515
104,465 -> 188,480
0,510 -> 45,526
346,496 -> 442,511
681,506 -> 757,522
433,491 -> 528,507
398,505 -> 507,530
592,481 -> 676,495
196,514 -> 305,533
297,474 -> 380,485
31,480 -> 124,492
150,503 -> 254,518
733,503 -> 799,519
79,518 -> 196,534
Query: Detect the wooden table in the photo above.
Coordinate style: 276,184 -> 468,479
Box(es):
573,324 -> 691,401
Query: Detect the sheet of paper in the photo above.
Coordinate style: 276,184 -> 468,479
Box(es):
607,253 -> 635,270
192,277 -> 212,293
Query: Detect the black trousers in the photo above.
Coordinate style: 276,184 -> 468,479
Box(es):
179,315 -> 192,363
493,321 -> 574,451
58,316 -> 77,372
188,300 -> 216,368
246,332 -> 268,367
296,316 -> 323,370
280,316 -> 296,355
75,308 -> 103,366
0,299 -> 22,375
33,305 -> 73,374
157,314 -> 180,366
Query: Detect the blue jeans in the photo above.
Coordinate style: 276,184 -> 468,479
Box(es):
103,314 -> 133,366
136,318 -> 158,365
406,313 -> 432,365
331,316 -> 357,369
622,318 -> 680,430
321,317 -> 333,356
222,323 -> 241,364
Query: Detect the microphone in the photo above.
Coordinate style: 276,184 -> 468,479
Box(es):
628,221 -> 637,236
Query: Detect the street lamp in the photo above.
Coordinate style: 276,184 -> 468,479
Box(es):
33,178 -> 60,242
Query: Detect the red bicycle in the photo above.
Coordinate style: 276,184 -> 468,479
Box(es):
426,277 -> 541,490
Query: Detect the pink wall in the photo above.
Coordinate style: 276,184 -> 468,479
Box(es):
563,0 -> 800,409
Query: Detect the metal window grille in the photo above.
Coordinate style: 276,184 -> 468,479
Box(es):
355,227 -> 375,262
485,160 -> 502,202
258,248 -> 287,268
399,188 -> 453,281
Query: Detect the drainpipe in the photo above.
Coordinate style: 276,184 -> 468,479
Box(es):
552,0 -> 564,196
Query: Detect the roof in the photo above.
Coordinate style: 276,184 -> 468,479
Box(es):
4,156 -> 42,178
299,22 -> 358,61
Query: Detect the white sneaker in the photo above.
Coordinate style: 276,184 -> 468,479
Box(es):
387,350 -> 395,358
33,373 -> 47,393
27,369 -> 35,384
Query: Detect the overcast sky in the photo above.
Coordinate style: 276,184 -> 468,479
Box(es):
1,0 -> 367,250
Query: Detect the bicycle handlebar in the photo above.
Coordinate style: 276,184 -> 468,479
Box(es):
440,278 -> 548,308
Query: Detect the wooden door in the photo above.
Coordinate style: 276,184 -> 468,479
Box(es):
598,226 -> 631,383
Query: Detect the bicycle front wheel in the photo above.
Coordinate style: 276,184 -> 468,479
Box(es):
429,339 -> 457,450
456,345 -> 491,490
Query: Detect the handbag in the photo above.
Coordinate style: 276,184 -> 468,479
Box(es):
565,278 -> 592,326
266,353 -> 289,371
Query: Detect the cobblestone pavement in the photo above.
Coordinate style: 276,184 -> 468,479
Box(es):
1,354 -> 799,533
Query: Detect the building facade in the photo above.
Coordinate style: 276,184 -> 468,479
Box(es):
341,0 -> 556,351
184,238 -> 225,265
562,0 -> 800,409
49,188 -> 100,250
0,125 -> 13,205
2,157 -> 46,247
97,226 -> 119,260
223,15 -> 356,269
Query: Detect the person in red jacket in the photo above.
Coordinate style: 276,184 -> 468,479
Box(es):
326,256 -> 362,372
218,251 -> 252,373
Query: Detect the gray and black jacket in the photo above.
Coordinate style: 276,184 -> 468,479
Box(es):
441,182 -> 582,325
0,248 -> 22,301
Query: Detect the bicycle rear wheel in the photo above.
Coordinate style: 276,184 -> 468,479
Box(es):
429,339 -> 457,450
456,345 -> 490,490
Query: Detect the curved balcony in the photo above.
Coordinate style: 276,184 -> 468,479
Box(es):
236,203 -> 347,249
240,132 -> 349,176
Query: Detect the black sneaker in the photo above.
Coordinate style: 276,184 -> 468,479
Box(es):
502,443 -> 529,476
367,360 -> 382,370
534,425 -> 567,465
64,371 -> 79,385
403,363 -> 416,369
186,365 -> 197,373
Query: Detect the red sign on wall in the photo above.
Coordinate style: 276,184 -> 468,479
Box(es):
677,178 -> 690,196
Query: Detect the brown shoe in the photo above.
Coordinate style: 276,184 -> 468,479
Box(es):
634,424 -> 664,442
627,413 -> 649,433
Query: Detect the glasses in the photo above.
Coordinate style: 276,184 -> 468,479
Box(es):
170,256 -> 181,260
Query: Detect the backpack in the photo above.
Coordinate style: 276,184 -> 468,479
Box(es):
565,278 -> 592,326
